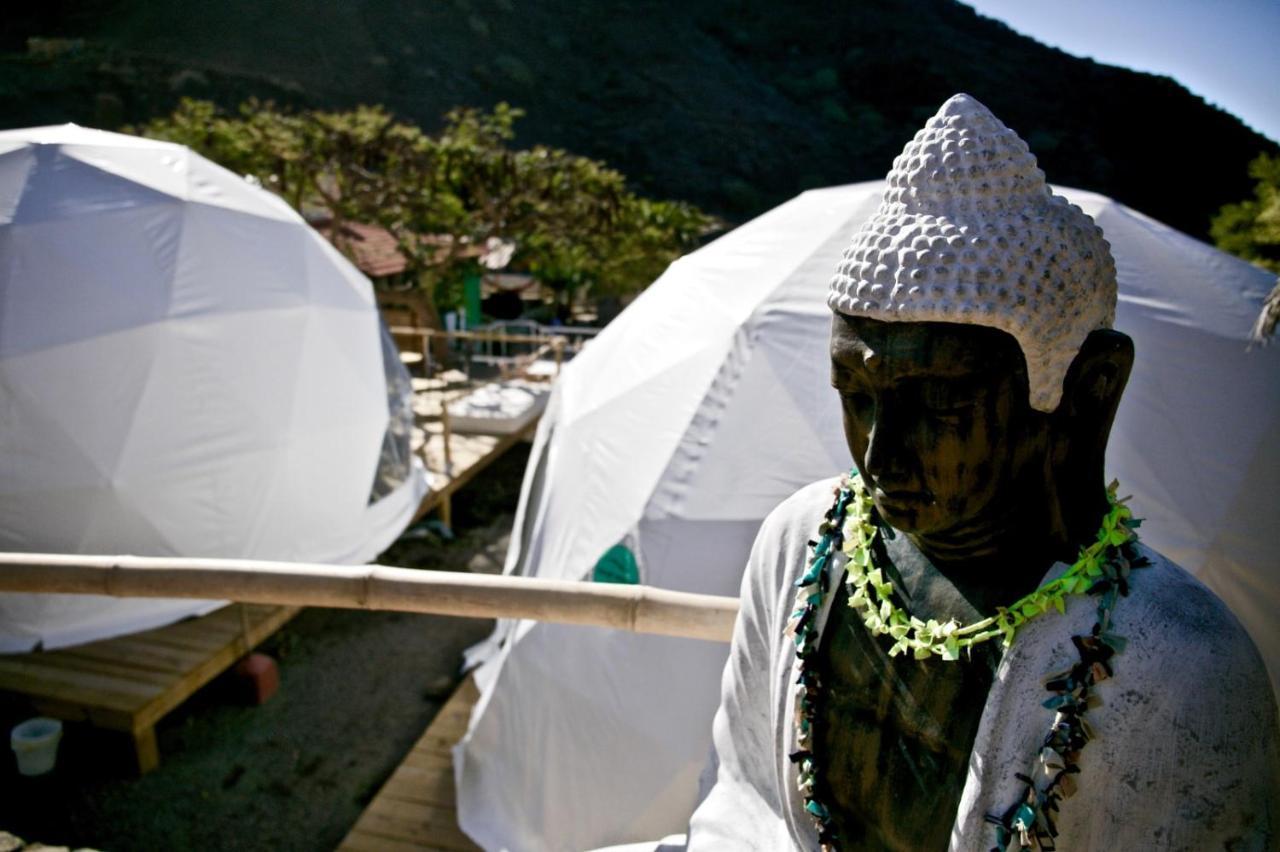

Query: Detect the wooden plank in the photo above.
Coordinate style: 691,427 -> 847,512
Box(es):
0,657 -> 158,707
368,798 -> 467,828
15,651 -> 176,687
381,763 -> 454,790
193,603 -> 278,629
368,800 -> 480,851
134,726 -> 159,775
0,604 -> 299,775
441,677 -> 480,710
414,720 -> 465,746
431,701 -> 474,727
399,750 -> 453,773
417,684 -> 478,745
127,604 -> 278,648
377,773 -> 456,808
340,674 -> 481,852
152,619 -> 241,644
423,704 -> 470,730
409,734 -> 460,758
129,630 -> 228,654
133,606 -> 299,729
57,640 -> 209,675
26,695 -> 134,730
144,617 -> 245,645
338,828 -> 440,852
247,604 -> 299,639
354,806 -> 479,852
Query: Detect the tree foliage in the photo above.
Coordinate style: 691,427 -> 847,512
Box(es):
133,99 -> 715,316
1212,153 -> 1280,274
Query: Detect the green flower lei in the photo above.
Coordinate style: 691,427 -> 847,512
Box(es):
786,472 -> 1146,851
841,477 -> 1139,661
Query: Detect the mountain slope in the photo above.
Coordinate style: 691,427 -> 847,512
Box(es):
4,0 -> 1274,238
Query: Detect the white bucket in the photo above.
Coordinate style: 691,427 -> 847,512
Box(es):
10,717 -> 63,776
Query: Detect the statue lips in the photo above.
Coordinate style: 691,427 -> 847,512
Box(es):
871,486 -> 933,521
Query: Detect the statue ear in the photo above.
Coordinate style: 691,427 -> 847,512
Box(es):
1057,329 -> 1134,433
1048,329 -> 1134,542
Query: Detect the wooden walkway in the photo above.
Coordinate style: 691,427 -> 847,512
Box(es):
0,603 -> 298,774
338,675 -> 481,852
413,417 -> 540,528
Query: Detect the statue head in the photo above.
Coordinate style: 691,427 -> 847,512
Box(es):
828,95 -> 1133,559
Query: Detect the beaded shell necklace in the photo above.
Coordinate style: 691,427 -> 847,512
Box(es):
785,472 -> 1145,851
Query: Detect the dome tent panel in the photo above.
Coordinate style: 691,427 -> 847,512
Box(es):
1106,305 -> 1280,691
174,147 -> 299,222
287,306 -> 385,440
0,144 -> 37,223
1,324 -> 164,502
169,203 -> 314,317
173,308 -> 314,450
11,142 -> 180,224
47,126 -> 297,222
1,192 -> 183,360
523,340 -> 734,586
646,316 -> 848,524
301,221 -> 379,311
0,124 -> 428,651
1085,191 -> 1271,338
56,135 -> 191,202
457,616 -> 731,852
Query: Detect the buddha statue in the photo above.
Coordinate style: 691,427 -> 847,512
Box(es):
665,95 -> 1279,851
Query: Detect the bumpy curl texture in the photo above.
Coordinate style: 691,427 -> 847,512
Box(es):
828,93 -> 1117,412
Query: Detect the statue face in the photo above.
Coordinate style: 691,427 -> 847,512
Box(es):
830,314 -> 1048,536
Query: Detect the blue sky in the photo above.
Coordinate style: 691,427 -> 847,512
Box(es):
963,0 -> 1280,143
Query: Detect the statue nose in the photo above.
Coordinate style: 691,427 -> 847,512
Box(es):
863,401 -> 913,486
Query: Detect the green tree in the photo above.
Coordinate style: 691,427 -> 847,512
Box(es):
133,99 -> 715,327
526,196 -> 710,315
1211,152 -> 1280,274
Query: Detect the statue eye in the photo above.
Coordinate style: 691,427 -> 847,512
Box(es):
928,406 -> 968,422
923,398 -> 976,424
918,380 -> 982,421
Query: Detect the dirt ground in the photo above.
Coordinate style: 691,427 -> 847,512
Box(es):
0,445 -> 531,852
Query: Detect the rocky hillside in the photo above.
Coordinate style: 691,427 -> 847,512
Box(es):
5,0 -> 1275,238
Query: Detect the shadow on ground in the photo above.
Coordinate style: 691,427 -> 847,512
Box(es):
0,445 -> 530,851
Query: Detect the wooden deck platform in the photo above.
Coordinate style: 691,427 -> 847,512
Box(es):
338,675 -> 481,852
413,417 -> 540,528
0,602 -> 298,774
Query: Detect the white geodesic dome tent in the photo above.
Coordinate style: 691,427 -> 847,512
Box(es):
455,181 -> 1280,851
0,124 -> 428,652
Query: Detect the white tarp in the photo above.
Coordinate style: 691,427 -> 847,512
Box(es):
0,124 -> 428,652
454,181 -> 1280,851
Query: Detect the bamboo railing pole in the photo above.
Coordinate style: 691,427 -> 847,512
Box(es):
0,554 -> 739,643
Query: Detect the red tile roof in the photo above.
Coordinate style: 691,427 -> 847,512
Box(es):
317,221 -> 408,278
315,220 -> 488,279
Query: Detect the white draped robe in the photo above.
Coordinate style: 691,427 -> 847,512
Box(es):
617,478 -> 1280,851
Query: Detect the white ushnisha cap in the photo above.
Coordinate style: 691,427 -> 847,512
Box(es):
828,93 -> 1117,412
